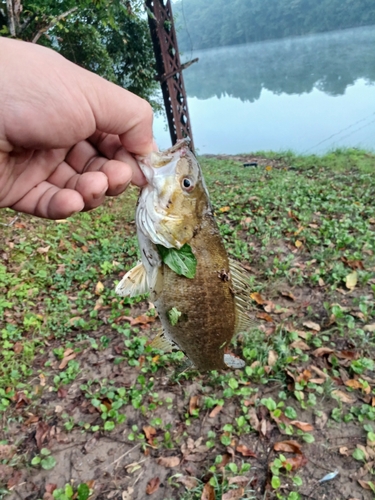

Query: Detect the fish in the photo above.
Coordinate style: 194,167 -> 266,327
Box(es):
116,139 -> 253,371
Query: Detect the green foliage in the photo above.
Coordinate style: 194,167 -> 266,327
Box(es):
1,0 -> 160,107
157,243 -> 197,279
174,0 -> 375,50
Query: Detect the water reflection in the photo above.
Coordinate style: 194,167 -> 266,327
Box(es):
182,25 -> 375,102
153,26 -> 375,153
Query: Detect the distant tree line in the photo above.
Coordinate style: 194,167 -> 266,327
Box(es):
174,0 -> 375,50
182,26 -> 375,103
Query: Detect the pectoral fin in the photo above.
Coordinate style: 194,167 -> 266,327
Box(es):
224,353 -> 246,369
115,262 -> 149,297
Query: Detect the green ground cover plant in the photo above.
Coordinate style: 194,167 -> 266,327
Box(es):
0,148 -> 374,500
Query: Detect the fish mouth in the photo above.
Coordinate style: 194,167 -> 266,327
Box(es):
135,139 -> 192,249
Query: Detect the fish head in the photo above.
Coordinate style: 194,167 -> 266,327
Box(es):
136,141 -> 210,249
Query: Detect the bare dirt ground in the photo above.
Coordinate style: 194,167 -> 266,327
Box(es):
1,152 -> 375,500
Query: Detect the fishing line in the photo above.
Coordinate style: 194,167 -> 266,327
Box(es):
331,117 -> 375,145
302,111 -> 375,154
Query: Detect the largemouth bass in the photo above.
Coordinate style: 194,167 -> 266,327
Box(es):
116,140 -> 252,371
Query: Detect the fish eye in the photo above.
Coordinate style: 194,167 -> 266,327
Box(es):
181,177 -> 194,192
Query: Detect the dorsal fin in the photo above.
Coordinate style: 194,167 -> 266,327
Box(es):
115,262 -> 149,297
229,258 -> 257,334
229,258 -> 252,293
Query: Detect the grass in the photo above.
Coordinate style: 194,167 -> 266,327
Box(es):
0,148 -> 374,500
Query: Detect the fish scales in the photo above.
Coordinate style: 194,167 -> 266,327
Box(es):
156,212 -> 235,370
116,140 -> 249,371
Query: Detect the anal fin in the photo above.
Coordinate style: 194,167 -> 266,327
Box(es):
115,262 -> 148,297
150,331 -> 176,352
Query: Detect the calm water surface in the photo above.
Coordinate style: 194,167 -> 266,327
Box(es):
153,25 -> 375,154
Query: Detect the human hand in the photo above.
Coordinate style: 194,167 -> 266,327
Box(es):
0,38 -> 155,219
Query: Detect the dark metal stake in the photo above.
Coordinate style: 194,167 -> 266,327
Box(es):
146,0 -> 195,151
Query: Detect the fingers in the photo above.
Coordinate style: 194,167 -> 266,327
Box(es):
11,171 -> 109,219
83,72 -> 154,155
66,139 -> 147,191
11,183 -> 85,219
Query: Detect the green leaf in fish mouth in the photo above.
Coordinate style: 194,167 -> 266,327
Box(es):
167,307 -> 182,326
156,244 -> 197,279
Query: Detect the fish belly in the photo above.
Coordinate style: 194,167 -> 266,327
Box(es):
155,215 -> 236,371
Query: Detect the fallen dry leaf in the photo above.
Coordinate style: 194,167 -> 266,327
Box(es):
339,446 -> 349,456
7,470 -> 23,489
201,482 -> 215,500
228,476 -> 250,487
236,444 -> 257,458
364,324 -> 375,333
37,245 -> 50,254
289,340 -> 310,351
274,440 -> 302,454
146,477 -> 160,495
283,454 -> 308,471
331,390 -> 356,404
296,369 -> 312,383
345,379 -> 363,390
290,420 -> 314,432
222,488 -> 245,500
303,321 -> 321,332
189,395 -> 200,415
257,312 -> 274,322
59,351 -> 77,370
143,426 -> 157,445
280,290 -> 296,301
122,487 -> 135,500
209,405 -> 223,418
45,484 -> 57,494
156,456 -> 180,468
177,476 -> 199,490
268,350 -> 278,367
295,239 -> 303,248
345,271 -> 358,290
0,445 -> 15,461
248,407 -> 260,431
312,347 -> 334,357
310,365 -> 330,379
341,257 -> 365,270
250,292 -> 265,305
357,479 -> 373,490
35,421 -> 50,449
219,206 -> 230,212
13,342 -> 23,354
95,281 -> 104,295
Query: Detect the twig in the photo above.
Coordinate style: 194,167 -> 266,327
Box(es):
32,6 -> 78,43
105,443 -> 141,469
0,214 -> 19,227
6,0 -> 16,36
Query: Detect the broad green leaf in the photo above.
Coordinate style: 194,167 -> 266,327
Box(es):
104,420 -> 115,431
271,475 -> 281,489
157,244 -> 197,279
167,307 -> 182,326
353,447 -> 366,461
31,456 -> 41,466
77,483 -> 90,500
41,455 -> 57,470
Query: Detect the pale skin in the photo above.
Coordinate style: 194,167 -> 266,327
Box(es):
0,37 -> 155,219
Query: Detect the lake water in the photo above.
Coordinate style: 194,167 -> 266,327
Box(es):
153,25 -> 375,154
